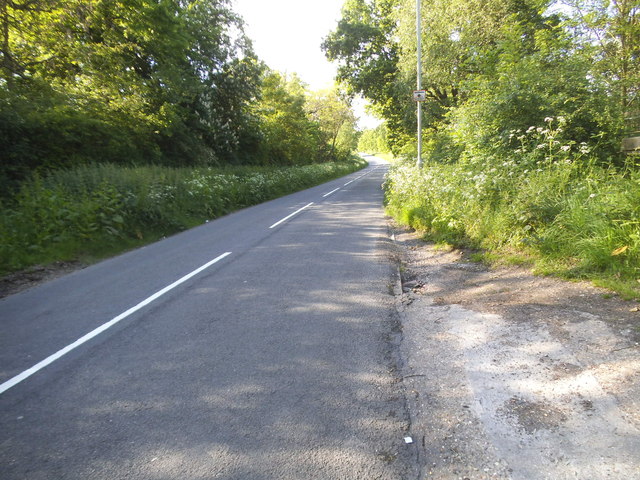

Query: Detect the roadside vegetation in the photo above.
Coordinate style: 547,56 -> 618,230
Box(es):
0,159 -> 365,275
327,0 -> 640,299
384,140 -> 640,299
0,0 -> 364,275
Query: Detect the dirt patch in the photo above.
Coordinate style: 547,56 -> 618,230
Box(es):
498,396 -> 568,434
392,222 -> 640,479
0,261 -> 86,299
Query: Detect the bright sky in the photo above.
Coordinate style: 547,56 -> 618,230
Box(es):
231,0 -> 343,90
231,0 -> 382,129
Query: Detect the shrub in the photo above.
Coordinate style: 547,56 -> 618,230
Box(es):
384,137 -> 640,298
0,158 -> 366,274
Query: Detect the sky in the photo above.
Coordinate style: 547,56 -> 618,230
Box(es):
231,0 -> 381,129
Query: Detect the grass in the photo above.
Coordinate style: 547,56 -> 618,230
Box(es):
0,158 -> 366,275
384,154 -> 640,301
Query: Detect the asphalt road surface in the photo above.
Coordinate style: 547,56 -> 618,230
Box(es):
0,157 -> 416,479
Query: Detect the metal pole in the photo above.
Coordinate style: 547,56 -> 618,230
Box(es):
416,0 -> 423,168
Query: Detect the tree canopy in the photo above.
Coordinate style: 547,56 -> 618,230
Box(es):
324,0 -> 639,162
0,0 -> 359,190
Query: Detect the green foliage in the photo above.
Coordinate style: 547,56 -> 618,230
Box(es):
253,72 -> 323,165
0,0 -> 264,181
451,18 -> 625,166
384,145 -> 640,298
0,0 -> 361,190
358,123 -> 391,153
0,158 -> 366,274
328,0 -> 636,163
561,0 -> 640,116
306,87 -> 359,158
323,0 -> 415,154
0,83 -> 161,190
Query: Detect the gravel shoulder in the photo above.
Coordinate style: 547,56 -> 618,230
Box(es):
391,223 -> 640,480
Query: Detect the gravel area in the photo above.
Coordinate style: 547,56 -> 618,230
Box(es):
391,223 -> 640,480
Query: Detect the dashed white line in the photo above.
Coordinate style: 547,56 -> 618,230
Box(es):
343,165 -> 384,186
322,188 -> 340,198
1,166 -> 388,394
269,202 -> 314,229
0,252 -> 232,395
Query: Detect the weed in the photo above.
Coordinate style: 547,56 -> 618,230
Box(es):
384,122 -> 640,299
1,158 -> 366,275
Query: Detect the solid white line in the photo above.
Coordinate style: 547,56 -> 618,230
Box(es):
344,180 -> 354,186
322,188 -> 340,198
269,202 -> 314,229
0,251 -> 232,395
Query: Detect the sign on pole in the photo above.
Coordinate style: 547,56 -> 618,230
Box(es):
413,90 -> 427,102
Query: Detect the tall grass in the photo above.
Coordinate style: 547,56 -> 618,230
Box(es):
1,159 -> 366,274
384,124 -> 640,299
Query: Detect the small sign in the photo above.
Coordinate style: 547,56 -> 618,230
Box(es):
413,90 -> 427,102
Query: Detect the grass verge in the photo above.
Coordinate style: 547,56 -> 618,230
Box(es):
1,158 -> 366,275
384,158 -> 640,301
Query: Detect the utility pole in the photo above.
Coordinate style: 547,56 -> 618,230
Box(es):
416,0 -> 423,168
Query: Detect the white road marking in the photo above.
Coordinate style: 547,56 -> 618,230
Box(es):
1,167 -> 387,394
343,165 -> 383,186
0,252 -> 232,395
322,188 -> 340,198
269,202 -> 314,229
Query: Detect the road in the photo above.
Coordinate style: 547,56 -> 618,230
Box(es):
0,157 -> 416,479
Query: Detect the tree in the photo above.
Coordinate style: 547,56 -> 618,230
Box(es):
253,71 -> 323,165
306,87 -> 358,159
561,0 -> 640,126
325,0 -> 622,162
0,0 -> 265,183
324,0 -> 560,155
358,123 -> 390,153
323,0 -> 415,154
396,0 -> 555,105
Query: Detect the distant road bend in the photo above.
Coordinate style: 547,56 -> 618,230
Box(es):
0,156 -> 416,479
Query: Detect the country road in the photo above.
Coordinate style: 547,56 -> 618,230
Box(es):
0,157 -> 416,479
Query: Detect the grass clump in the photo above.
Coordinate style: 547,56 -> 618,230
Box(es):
1,158 -> 365,275
384,121 -> 640,299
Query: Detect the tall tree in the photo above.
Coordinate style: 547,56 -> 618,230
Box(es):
254,71 -> 322,165
561,0 -> 640,122
0,0 -> 263,179
395,0 -> 555,106
323,0 -> 415,154
306,87 -> 358,158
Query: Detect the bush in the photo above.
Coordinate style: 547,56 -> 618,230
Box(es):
0,159 -> 366,274
384,142 -> 640,298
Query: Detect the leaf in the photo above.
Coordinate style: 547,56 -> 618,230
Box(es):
611,245 -> 629,256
